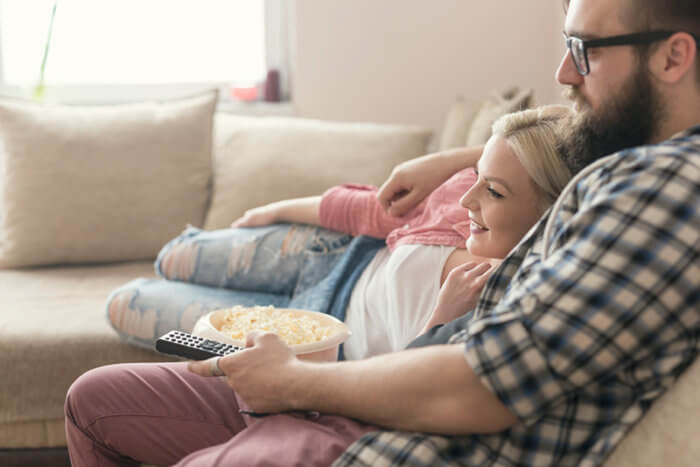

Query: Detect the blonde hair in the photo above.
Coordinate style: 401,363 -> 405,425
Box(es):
491,105 -> 573,212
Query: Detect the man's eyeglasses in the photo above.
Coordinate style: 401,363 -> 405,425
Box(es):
563,30 -> 697,76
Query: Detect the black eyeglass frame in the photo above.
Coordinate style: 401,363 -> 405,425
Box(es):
563,30 -> 698,76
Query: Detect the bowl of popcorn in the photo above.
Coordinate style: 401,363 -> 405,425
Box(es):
192,305 -> 351,362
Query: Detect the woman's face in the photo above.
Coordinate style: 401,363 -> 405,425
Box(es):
460,136 -> 544,259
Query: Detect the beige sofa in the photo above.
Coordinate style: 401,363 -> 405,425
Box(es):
0,90 -> 433,461
1,89 -> 698,466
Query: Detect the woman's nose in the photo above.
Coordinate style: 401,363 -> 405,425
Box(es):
460,185 -> 479,209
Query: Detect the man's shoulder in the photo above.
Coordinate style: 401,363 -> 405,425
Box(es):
578,127 -> 700,195
620,125 -> 700,165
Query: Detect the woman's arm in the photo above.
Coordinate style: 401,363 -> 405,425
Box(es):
231,187 -> 407,239
377,145 -> 484,217
319,185 -> 408,239
231,196 -> 321,228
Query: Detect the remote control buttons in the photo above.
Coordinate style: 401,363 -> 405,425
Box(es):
201,339 -> 225,351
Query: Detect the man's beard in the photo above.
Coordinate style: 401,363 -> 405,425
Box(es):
561,65 -> 667,173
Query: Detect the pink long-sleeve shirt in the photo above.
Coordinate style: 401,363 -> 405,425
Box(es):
319,168 -> 477,250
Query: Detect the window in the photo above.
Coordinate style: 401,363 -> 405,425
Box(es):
0,0 -> 289,103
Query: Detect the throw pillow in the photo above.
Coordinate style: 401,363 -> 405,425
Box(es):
0,90 -> 217,268
465,87 -> 534,146
437,95 -> 482,151
203,115 -> 432,230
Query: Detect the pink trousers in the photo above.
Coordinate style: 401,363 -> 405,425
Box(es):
64,362 -> 376,466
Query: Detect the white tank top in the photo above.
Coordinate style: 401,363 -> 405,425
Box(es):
342,244 -> 456,360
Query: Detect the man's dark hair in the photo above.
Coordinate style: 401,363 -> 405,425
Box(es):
562,0 -> 700,82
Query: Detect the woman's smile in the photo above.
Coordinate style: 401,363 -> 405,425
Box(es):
469,216 -> 489,234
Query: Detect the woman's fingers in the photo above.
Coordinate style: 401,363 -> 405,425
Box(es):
231,210 -> 256,227
449,261 -> 492,278
231,209 -> 272,228
471,262 -> 492,275
449,261 -> 478,275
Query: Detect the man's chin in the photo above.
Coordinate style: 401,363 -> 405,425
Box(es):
572,100 -> 589,114
569,105 -> 593,132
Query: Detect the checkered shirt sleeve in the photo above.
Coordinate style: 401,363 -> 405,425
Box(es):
334,127 -> 700,466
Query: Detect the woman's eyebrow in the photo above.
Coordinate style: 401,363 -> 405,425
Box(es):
482,175 -> 513,194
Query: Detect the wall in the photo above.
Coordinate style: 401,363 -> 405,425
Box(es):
290,1 -> 568,134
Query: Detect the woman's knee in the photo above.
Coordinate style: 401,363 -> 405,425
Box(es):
155,225 -> 290,286
156,230 -> 202,281
105,281 -> 160,344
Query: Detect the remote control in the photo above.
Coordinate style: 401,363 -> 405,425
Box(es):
156,330 -> 242,360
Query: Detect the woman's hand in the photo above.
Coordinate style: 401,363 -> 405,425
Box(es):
231,203 -> 282,228
377,146 -> 484,217
231,196 -> 322,228
421,261 -> 494,333
188,332 -> 310,414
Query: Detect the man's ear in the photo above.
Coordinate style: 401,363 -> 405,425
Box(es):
650,32 -> 697,84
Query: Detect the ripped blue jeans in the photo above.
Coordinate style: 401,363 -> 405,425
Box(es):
106,224 -> 384,350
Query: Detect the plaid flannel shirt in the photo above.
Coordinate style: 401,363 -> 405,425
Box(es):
334,126 -> 700,467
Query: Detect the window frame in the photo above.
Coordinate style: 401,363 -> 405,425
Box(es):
0,0 -> 292,107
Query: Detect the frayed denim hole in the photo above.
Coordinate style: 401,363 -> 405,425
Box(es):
308,232 -> 353,253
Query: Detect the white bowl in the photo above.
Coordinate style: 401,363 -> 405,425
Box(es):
192,307 -> 351,362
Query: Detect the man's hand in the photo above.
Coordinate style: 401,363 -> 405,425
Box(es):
188,332 -> 310,414
377,146 -> 484,217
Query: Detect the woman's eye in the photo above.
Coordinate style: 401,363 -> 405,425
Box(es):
487,187 -> 504,199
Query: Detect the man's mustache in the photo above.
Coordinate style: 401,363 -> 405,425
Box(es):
562,86 -> 581,103
562,86 -> 591,113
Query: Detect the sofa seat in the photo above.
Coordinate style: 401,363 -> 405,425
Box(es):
0,262 -> 176,448
604,354 -> 700,467
1,261 -> 699,465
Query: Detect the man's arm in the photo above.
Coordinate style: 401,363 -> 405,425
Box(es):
296,342 -> 517,434
189,333 -> 518,435
377,145 -> 483,217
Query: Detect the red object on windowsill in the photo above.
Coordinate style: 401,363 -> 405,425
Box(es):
230,86 -> 258,101
264,69 -> 280,102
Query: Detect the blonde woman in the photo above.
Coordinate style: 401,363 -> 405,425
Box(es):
423,105 -> 574,332
74,105 -> 576,467
106,105 -> 574,361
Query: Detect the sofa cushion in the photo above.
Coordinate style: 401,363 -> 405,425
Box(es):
203,115 -> 432,230
465,87 -> 534,146
436,95 -> 482,151
0,91 -> 217,268
0,262 -> 176,448
603,356 -> 700,467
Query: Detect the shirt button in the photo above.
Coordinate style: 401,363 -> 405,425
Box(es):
403,224 -> 410,229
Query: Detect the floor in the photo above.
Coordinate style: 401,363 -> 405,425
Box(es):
0,448 -> 71,467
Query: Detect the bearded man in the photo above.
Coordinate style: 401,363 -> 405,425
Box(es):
64,0 -> 699,465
